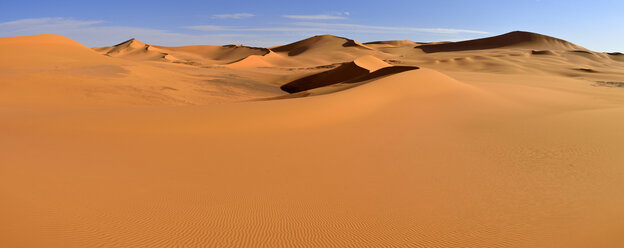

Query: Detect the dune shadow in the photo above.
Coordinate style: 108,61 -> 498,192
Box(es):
280,63 -> 418,93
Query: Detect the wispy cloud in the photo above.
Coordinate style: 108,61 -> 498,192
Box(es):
0,17 -> 280,47
211,13 -> 255,19
0,17 -> 104,33
185,25 -> 226,31
184,25 -> 328,33
0,17 -> 490,47
282,14 -> 347,20
291,22 -> 489,34
184,22 -> 488,35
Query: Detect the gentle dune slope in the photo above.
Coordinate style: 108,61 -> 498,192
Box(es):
417,31 -> 586,53
2,34 -> 110,67
3,68 -> 624,247
2,32 -> 624,247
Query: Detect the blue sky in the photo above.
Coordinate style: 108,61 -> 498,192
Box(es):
1,0 -> 622,52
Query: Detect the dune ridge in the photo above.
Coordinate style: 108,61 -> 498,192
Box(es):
417,31 -> 587,53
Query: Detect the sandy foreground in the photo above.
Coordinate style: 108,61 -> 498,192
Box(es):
2,32 -> 624,247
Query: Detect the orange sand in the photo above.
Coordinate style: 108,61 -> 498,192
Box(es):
2,32 -> 624,247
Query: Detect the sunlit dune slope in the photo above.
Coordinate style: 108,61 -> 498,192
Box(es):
95,39 -> 273,66
271,34 -> 372,55
268,34 -> 393,65
0,34 -> 284,108
2,31 -> 624,248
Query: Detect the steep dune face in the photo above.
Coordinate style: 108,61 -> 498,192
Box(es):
281,62 -> 370,93
280,55 -> 418,93
417,31 -> 587,53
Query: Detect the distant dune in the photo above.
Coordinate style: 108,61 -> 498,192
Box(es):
95,39 -> 272,65
417,31 -> 587,53
271,34 -> 373,56
2,31 -> 624,248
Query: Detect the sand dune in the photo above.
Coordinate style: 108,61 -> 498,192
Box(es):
417,31 -> 586,53
93,38 -> 177,61
0,34 -> 283,108
267,35 -> 390,66
271,34 -> 372,56
96,40 -> 272,66
2,31 -> 624,247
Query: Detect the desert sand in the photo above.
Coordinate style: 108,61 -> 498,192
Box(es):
2,31 -> 624,247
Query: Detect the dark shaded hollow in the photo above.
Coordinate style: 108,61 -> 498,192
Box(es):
569,50 -> 593,54
280,64 -> 419,93
280,62 -> 369,93
532,50 -> 555,55
575,68 -> 598,73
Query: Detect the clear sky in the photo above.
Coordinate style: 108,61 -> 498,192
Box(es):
1,0 -> 622,52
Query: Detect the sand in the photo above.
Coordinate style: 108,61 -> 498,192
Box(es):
2,31 -> 624,247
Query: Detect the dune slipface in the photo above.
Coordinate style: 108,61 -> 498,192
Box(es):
280,55 -> 418,93
2,31 -> 624,248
